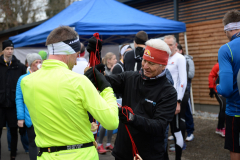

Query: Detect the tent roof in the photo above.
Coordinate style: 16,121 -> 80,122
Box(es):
10,0 -> 186,47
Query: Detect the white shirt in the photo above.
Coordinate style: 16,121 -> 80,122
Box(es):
166,52 -> 187,100
72,57 -> 88,75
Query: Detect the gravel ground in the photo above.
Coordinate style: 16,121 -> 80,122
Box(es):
99,116 -> 230,160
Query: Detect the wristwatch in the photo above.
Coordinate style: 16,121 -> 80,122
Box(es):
129,113 -> 135,121
177,99 -> 182,103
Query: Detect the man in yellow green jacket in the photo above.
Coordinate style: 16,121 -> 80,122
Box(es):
21,26 -> 119,160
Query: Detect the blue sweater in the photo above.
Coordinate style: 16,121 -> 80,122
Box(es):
16,71 -> 32,128
217,33 -> 240,116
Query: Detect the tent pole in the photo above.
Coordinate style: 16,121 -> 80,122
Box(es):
184,32 -> 188,55
184,32 -> 195,114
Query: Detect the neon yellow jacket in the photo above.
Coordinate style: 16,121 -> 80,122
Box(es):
21,59 -> 119,160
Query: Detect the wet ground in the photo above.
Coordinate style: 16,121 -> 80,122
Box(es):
0,117 -> 230,160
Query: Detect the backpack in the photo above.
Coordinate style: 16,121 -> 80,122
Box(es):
184,55 -> 195,79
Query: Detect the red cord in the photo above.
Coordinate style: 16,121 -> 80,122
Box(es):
89,33 -> 102,140
89,33 -> 101,67
121,106 -> 139,158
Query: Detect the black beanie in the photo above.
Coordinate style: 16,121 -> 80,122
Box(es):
2,40 -> 14,51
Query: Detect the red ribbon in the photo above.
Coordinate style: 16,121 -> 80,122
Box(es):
121,106 -> 139,158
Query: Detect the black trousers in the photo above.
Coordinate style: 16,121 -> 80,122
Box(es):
214,93 -> 226,129
27,125 -> 38,160
0,127 -> 18,157
169,92 -> 189,160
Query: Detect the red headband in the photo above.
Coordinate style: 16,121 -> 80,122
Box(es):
143,45 -> 169,65
77,51 -> 85,57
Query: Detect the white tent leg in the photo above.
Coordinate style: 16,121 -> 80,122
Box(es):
184,32 -> 195,114
184,32 -> 189,55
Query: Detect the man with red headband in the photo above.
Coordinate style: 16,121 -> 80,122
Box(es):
85,38 -> 177,160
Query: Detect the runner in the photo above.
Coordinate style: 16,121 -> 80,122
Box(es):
164,35 -> 187,160
124,31 -> 148,71
85,38 -> 177,160
177,44 -> 195,142
217,10 -> 240,160
208,62 -> 226,137
0,40 -> 26,160
16,53 -> 42,160
21,26 -> 119,160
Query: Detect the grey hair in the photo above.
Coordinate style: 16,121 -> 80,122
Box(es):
163,35 -> 177,44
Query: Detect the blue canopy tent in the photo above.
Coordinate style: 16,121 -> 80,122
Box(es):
9,0 -> 195,127
9,0 -> 193,113
10,0 -> 186,47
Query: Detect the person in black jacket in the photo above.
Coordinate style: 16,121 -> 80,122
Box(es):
124,31 -> 148,71
85,38 -> 177,160
0,40 -> 26,160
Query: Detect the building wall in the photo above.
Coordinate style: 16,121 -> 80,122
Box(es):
129,0 -> 240,105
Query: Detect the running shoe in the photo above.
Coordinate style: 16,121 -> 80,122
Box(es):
105,144 -> 114,151
97,145 -> 107,154
168,135 -> 174,141
220,128 -> 225,137
215,128 -> 225,137
169,144 -> 175,148
215,128 -> 221,135
186,134 -> 194,142
169,143 -> 186,152
169,146 -> 175,152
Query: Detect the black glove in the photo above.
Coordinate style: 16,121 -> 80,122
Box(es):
19,126 -> 26,136
84,66 -> 111,92
95,63 -> 105,74
118,107 -> 135,124
87,36 -> 102,61
209,88 -> 215,98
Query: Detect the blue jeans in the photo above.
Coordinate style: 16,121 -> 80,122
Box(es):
7,123 -> 29,152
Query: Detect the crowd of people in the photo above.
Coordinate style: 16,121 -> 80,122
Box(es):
0,9 -> 239,160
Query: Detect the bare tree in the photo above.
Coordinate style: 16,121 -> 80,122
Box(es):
46,0 -> 77,18
0,0 -> 47,31
0,0 -> 78,31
